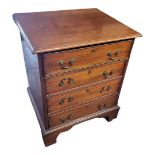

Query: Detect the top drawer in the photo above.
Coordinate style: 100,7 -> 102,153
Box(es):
43,40 -> 133,76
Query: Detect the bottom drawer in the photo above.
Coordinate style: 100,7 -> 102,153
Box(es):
48,94 -> 118,127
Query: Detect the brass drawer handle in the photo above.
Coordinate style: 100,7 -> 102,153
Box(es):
107,50 -> 120,60
102,71 -> 113,79
59,99 -> 65,105
59,60 -> 69,69
68,96 -> 74,102
59,58 -> 76,69
59,78 -> 75,86
68,78 -> 75,84
59,117 -> 65,123
68,58 -> 76,65
99,86 -> 111,93
59,96 -> 74,105
67,114 -> 74,120
97,104 -> 106,110
59,114 -> 74,123
90,49 -> 96,54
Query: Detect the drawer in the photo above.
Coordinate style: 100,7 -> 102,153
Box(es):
47,78 -> 122,114
43,40 -> 132,75
48,95 -> 118,127
45,61 -> 126,94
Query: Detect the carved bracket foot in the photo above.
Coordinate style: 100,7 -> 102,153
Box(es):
42,106 -> 120,146
98,107 -> 120,122
42,126 -> 73,146
105,108 -> 119,122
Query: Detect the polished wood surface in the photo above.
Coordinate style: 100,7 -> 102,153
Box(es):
45,61 -> 126,94
44,105 -> 120,146
13,8 -> 141,146
13,8 -> 141,54
43,40 -> 132,75
47,78 -> 122,114
48,95 -> 118,127
21,36 -> 48,128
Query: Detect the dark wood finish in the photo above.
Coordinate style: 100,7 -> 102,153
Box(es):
48,94 -> 118,127
43,105 -> 119,146
13,8 -> 141,146
43,126 -> 73,146
47,78 -> 122,114
21,37 -> 48,128
45,61 -> 126,94
27,87 -> 45,130
13,8 -> 141,53
43,40 -> 132,75
29,85 -> 119,146
99,106 -> 119,122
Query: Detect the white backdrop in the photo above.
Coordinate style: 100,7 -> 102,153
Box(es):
0,0 -> 154,154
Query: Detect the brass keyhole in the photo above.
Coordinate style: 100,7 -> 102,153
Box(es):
91,49 -> 96,54
86,89 -> 89,92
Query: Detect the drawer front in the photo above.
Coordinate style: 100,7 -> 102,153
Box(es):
48,95 -> 118,127
47,78 -> 122,113
43,40 -> 132,75
45,61 -> 126,94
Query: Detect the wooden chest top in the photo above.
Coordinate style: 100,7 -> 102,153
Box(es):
13,8 -> 141,54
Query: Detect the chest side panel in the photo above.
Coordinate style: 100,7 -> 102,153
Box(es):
21,35 -> 48,129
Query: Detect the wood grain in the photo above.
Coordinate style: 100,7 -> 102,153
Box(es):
21,36 -> 48,128
43,40 -> 132,75
13,8 -> 142,53
43,105 -> 119,146
47,78 -> 122,114
45,61 -> 126,94
48,95 -> 119,127
13,8 -> 141,146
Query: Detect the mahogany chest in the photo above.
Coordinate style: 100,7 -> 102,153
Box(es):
13,8 -> 141,146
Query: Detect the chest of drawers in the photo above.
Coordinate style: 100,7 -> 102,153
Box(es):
13,8 -> 141,146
